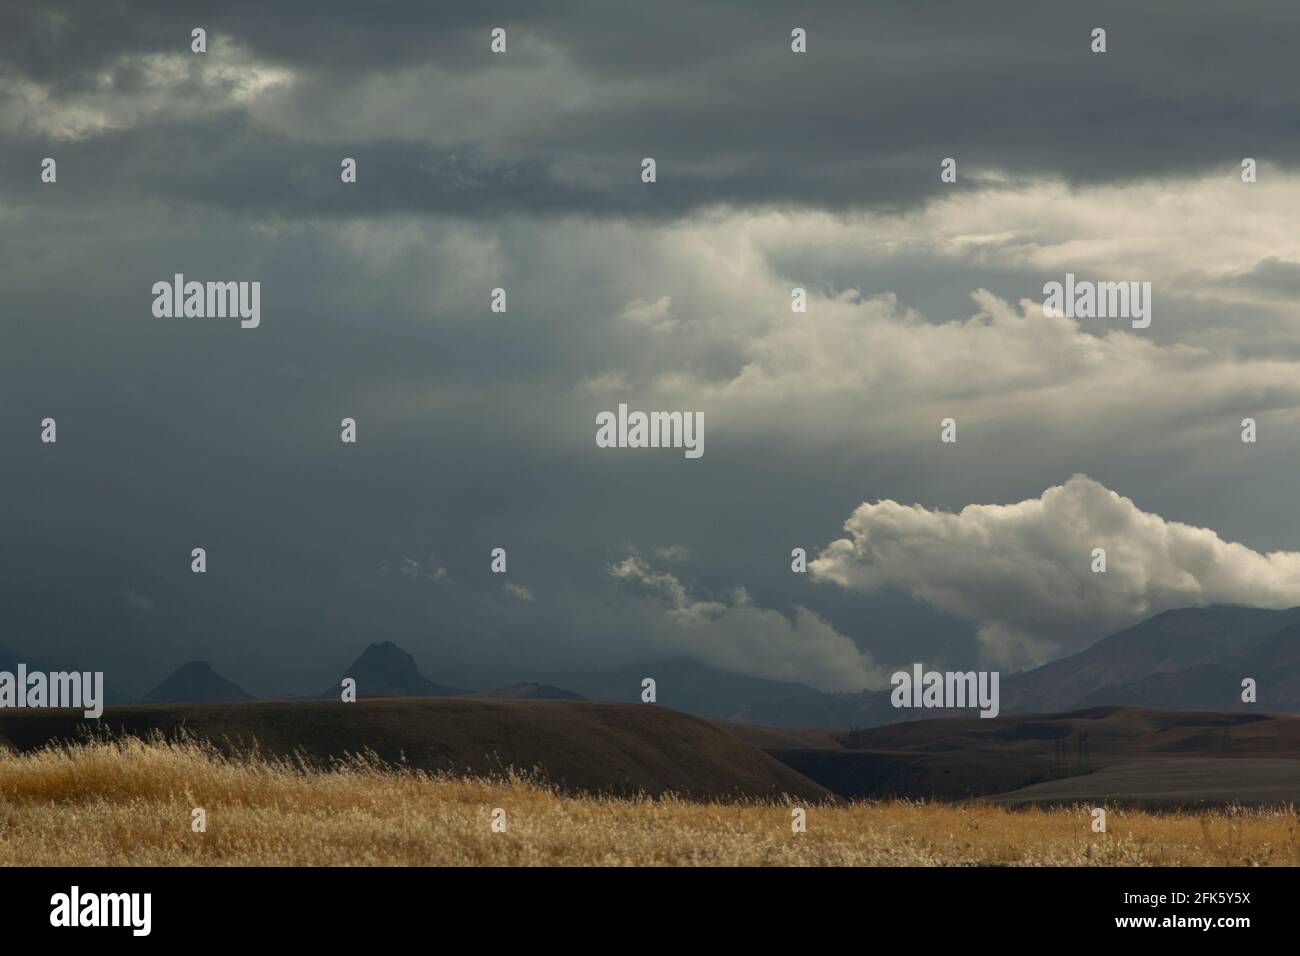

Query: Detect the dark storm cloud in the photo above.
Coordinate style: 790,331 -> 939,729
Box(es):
4,1 -> 1300,696
1,122 -> 606,218
4,0 -> 1300,219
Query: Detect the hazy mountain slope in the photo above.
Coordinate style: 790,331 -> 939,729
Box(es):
1001,605 -> 1300,713
1075,618 -> 1300,712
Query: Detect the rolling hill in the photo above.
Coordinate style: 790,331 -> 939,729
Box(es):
0,697 -> 831,802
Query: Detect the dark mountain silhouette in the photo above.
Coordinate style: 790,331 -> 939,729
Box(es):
466,682 -> 586,701
323,641 -> 465,699
142,661 -> 253,704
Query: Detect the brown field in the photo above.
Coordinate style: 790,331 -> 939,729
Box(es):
1,736 -> 1298,866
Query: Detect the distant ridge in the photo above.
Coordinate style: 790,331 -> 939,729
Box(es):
324,642 -> 465,699
466,682 -> 586,701
142,661 -> 253,704
557,656 -> 876,727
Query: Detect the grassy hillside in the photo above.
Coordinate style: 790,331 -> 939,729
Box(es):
6,700 -> 1294,810
0,698 -> 829,802
0,736 -> 1294,866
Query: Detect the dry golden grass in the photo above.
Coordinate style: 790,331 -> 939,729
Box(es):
0,736 -> 1297,866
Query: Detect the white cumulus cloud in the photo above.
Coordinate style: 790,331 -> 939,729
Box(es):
811,474 -> 1300,669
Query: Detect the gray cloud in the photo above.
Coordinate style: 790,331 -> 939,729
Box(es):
608,553 -> 885,691
1227,257 -> 1300,296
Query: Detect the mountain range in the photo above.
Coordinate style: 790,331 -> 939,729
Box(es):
1001,605 -> 1300,715
4,603 -> 1299,726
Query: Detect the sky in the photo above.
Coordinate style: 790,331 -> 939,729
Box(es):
4,1 -> 1300,698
